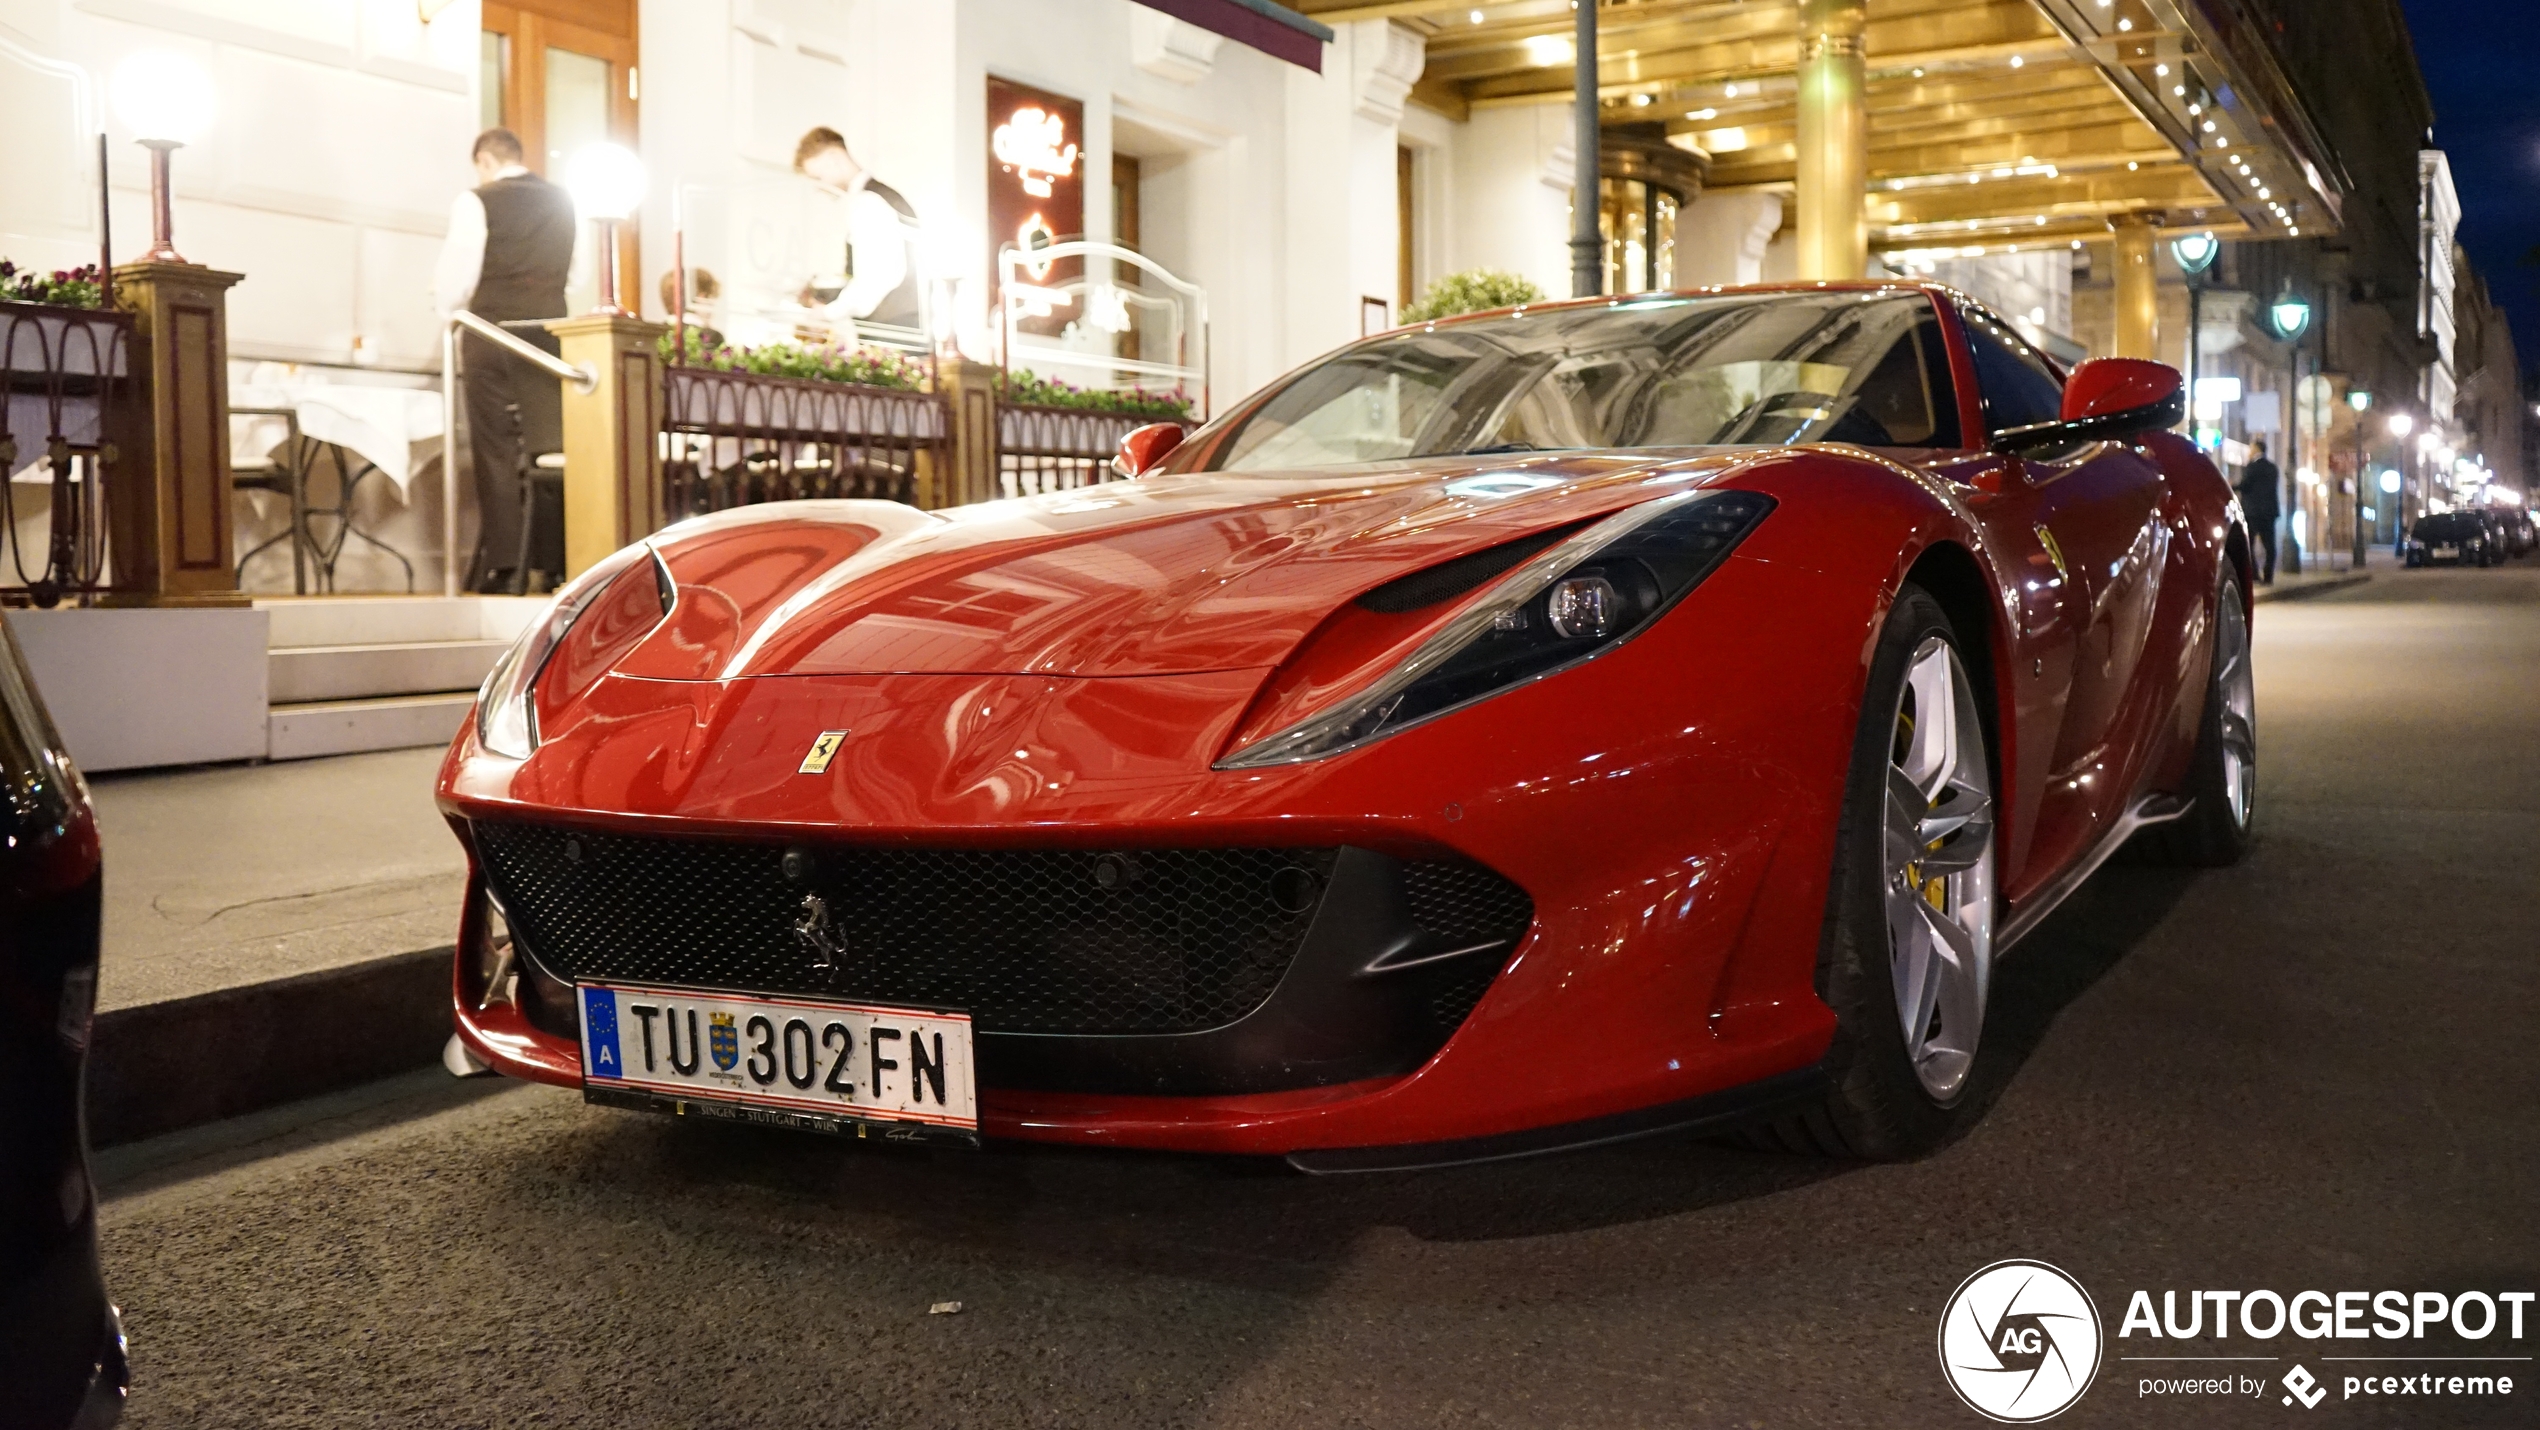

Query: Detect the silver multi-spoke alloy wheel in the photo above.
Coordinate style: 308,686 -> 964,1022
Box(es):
2214,580 -> 2256,831
1882,637 -> 1997,1102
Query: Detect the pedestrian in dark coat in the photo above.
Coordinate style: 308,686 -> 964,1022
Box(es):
2237,439 -> 2282,584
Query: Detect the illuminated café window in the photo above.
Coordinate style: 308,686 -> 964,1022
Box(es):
1598,126 -> 1707,294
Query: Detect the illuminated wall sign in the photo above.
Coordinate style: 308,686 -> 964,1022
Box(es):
988,77 -> 1084,336
992,106 -> 1078,199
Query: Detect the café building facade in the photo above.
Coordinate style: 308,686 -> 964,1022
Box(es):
2,0 -> 2378,772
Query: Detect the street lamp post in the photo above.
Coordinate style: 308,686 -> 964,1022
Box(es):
2346,388 -> 2371,564
2388,411 -> 2415,546
2172,234 -> 2219,444
2270,286 -> 2312,574
1569,0 -> 1601,299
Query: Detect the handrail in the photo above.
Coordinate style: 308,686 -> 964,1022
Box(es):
436,311 -> 598,595
450,310 -> 596,392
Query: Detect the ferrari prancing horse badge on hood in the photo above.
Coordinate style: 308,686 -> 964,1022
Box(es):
799,730 -> 848,774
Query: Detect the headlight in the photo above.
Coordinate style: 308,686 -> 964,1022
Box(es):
476,543 -> 670,759
1219,488 -> 1773,768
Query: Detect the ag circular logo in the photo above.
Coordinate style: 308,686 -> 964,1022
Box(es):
1938,1260 -> 2103,1422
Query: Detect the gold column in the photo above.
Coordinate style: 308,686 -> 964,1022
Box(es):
104,262 -> 248,607
931,358 -> 1002,510
2112,216 -> 2159,359
1795,0 -> 1868,280
544,314 -> 666,579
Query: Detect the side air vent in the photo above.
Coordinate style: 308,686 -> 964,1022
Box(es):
1355,523 -> 1590,614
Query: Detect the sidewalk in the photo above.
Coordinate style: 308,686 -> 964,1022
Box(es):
2254,545 -> 2382,603
85,747 -> 465,1145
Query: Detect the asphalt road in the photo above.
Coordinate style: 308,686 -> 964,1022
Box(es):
95,563 -> 2540,1429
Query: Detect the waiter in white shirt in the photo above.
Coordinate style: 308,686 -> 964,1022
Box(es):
433,128 -> 576,593
791,127 -> 923,334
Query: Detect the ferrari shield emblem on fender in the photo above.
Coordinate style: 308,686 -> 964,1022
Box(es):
799,729 -> 849,774
708,1011 -> 739,1072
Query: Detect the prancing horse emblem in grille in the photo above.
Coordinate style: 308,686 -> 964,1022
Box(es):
793,892 -> 847,978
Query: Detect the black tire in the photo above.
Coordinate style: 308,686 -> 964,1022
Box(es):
1750,584 -> 1991,1160
2135,560 -> 2255,867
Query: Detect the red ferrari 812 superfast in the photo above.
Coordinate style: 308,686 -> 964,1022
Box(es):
440,282 -> 2254,1169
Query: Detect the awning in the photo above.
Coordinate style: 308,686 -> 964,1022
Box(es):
1326,0 -> 2343,252
1134,0 -> 1334,73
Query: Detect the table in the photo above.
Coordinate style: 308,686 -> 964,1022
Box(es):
230,374 -> 446,594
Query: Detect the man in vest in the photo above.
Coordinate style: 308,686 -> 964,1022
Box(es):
433,128 -> 576,593
791,127 -> 924,335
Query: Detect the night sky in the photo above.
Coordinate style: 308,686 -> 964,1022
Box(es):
2401,0 -> 2540,371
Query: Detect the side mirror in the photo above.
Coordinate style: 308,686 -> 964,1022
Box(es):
1111,422 -> 1187,479
1990,357 -> 2185,455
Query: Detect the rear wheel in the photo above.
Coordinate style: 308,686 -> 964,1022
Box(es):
1755,585 -> 1997,1159
2137,564 -> 2255,866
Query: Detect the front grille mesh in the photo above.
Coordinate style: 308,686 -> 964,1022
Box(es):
477,826 -> 1353,1035
1399,860 -> 1538,1030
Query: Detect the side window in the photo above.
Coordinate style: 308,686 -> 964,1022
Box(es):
1835,305 -> 1964,449
1960,307 -> 2065,435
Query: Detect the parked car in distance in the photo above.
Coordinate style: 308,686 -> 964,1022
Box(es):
2493,506 -> 2536,558
2403,511 -> 2498,567
0,618 -> 123,1430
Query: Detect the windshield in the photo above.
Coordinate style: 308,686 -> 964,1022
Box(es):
1203,290 -> 1960,473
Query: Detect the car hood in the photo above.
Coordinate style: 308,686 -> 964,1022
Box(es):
619,451 -> 1764,681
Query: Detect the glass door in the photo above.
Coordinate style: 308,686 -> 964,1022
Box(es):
480,1 -> 639,316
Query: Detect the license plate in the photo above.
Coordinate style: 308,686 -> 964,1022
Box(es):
2433,545 -> 2458,556
577,981 -> 977,1145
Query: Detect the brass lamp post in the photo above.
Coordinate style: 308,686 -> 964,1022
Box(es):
110,51 -> 217,264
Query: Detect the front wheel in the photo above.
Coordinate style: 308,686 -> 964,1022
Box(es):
1755,584 -> 1998,1159
2138,564 -> 2255,866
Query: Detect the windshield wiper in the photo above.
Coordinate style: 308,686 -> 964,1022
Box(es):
1459,441 -> 1543,455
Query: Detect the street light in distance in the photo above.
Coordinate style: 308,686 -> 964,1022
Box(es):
111,50 -> 216,265
2268,289 -> 2311,340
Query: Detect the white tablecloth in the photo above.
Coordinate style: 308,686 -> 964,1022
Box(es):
230,374 -> 445,495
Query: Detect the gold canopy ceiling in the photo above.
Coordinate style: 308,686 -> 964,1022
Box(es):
1293,0 -> 2344,260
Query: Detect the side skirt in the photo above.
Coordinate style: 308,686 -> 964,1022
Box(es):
1285,1065 -> 1829,1175
1997,792 -> 2192,950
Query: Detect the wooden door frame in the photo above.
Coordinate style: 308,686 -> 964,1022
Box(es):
482,0 -> 641,312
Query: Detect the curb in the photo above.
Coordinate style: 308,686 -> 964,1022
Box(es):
89,947 -> 454,1148
2254,573 -> 2372,604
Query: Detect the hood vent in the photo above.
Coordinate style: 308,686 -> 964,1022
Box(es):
1355,521 -> 1594,614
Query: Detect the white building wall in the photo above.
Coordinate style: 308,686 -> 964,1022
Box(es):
1676,191 -> 1781,288
1441,102 -> 1573,301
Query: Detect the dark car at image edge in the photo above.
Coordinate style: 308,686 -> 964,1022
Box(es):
0,617 -> 124,1430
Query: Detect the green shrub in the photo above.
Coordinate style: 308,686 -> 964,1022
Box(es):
657,327 -> 926,391
1400,268 -> 1546,324
999,369 -> 1193,421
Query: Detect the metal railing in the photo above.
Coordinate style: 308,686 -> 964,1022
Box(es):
437,310 -> 595,595
661,365 -> 949,516
2,300 -> 133,607
996,403 -> 1181,499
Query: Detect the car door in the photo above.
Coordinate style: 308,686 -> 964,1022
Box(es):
1955,304 -> 2171,884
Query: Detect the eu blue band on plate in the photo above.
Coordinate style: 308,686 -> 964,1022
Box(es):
582,986 -> 622,1079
